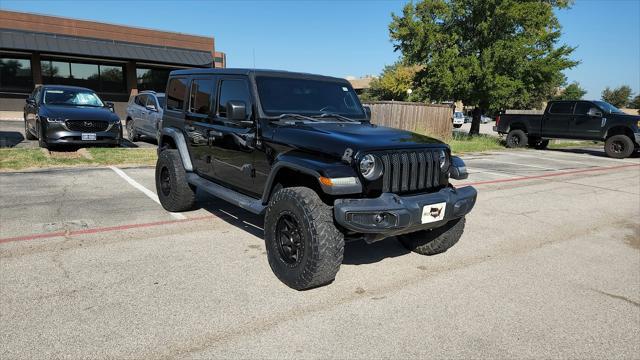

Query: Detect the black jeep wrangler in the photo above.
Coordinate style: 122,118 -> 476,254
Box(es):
155,69 -> 477,290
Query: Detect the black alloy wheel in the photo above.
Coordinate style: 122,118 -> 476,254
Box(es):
275,213 -> 304,265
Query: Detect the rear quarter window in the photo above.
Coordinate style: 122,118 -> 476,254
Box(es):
548,102 -> 574,114
166,77 -> 189,112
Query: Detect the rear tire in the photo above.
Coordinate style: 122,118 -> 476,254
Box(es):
155,149 -> 196,212
605,135 -> 634,159
264,187 -> 344,290
506,129 -> 528,148
398,217 -> 466,256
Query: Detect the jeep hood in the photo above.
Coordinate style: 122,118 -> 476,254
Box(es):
271,122 -> 446,158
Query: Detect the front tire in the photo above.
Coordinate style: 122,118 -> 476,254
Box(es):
127,119 -> 139,142
264,187 -> 344,290
37,122 -> 48,149
24,120 -> 37,140
605,135 -> 634,159
155,149 -> 196,212
506,129 -> 528,148
398,217 -> 466,255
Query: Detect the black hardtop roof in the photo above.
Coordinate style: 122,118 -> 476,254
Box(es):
169,68 -> 349,83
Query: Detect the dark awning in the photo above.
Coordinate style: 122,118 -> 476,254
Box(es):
0,29 -> 213,67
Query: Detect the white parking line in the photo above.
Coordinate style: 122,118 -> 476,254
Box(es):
109,166 -> 186,220
471,158 -> 560,170
466,167 -> 517,179
534,149 -> 640,164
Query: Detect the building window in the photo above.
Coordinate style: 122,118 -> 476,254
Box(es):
137,67 -> 172,92
41,59 -> 125,93
0,57 -> 33,92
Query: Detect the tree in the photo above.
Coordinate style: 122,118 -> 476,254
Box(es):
601,85 -> 633,108
365,62 -> 423,101
629,94 -> 640,109
389,0 -> 578,135
554,82 -> 586,100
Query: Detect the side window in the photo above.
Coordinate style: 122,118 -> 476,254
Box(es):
147,95 -> 158,109
218,79 -> 251,119
188,78 -> 215,115
574,102 -> 592,115
166,77 -> 188,112
134,95 -> 146,107
549,102 -> 574,114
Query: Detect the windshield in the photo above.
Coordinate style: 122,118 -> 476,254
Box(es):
256,76 -> 365,118
593,101 -> 625,114
43,88 -> 104,107
454,112 -> 464,118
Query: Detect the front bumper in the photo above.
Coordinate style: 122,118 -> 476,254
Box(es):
44,123 -> 121,145
334,186 -> 477,243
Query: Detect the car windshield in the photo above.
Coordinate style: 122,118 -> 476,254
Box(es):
43,88 -> 104,107
593,101 -> 625,114
157,96 -> 166,108
256,76 -> 365,119
454,112 -> 464,118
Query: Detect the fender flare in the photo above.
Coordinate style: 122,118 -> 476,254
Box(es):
159,127 -> 193,172
260,155 -> 362,204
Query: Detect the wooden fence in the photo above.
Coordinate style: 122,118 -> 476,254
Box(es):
363,101 -> 453,140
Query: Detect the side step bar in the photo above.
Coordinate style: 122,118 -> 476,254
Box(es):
186,173 -> 266,215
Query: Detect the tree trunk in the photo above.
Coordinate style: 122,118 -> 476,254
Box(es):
469,106 -> 481,136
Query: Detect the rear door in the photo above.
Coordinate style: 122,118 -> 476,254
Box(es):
571,101 -> 602,140
542,101 -> 574,138
142,95 -> 161,136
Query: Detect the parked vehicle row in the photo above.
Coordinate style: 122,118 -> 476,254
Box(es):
126,91 -> 166,143
24,85 -> 122,149
494,100 -> 640,158
154,68 -> 476,290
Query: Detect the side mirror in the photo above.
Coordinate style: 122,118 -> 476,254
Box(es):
146,104 -> 157,112
363,105 -> 372,120
226,100 -> 247,121
449,156 -> 468,180
26,98 -> 35,105
105,101 -> 115,112
587,107 -> 602,118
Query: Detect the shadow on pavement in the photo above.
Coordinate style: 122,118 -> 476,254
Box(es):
0,131 -> 25,148
194,191 -> 410,265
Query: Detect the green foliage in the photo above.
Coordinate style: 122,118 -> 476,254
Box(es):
389,0 -> 579,118
554,82 -> 586,100
629,95 -> 640,109
601,85 -> 633,108
366,63 -> 423,101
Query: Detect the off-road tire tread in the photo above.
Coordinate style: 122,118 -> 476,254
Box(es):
605,134 -> 634,159
155,149 -> 196,212
398,217 -> 466,255
265,187 -> 344,290
506,129 -> 528,148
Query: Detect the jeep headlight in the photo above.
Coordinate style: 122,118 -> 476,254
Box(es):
42,116 -> 65,123
438,149 -> 449,170
359,154 -> 383,181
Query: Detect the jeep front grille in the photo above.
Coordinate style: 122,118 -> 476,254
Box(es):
65,120 -> 109,132
379,150 -> 443,193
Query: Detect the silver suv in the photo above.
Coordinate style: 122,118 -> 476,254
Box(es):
126,91 -> 165,142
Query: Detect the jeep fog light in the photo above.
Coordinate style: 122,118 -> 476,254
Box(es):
347,212 -> 398,228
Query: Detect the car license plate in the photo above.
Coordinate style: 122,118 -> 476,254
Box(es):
421,202 -> 446,224
81,133 -> 97,141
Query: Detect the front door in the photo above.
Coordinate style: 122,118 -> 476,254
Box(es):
570,101 -> 603,140
209,76 -> 258,195
542,101 -> 574,138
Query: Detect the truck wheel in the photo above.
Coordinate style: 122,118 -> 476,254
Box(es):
155,149 -> 196,212
397,217 -> 465,256
264,187 -> 344,290
528,137 -> 549,150
506,129 -> 527,148
605,135 -> 634,159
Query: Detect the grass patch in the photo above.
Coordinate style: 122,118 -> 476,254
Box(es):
0,148 -> 157,171
447,133 -> 504,154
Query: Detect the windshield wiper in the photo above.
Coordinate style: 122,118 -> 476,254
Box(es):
272,113 -> 320,122
311,113 -> 358,122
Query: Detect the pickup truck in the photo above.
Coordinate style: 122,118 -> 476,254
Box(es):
494,100 -> 640,158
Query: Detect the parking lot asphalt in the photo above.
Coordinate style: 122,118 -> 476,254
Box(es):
1,148 -> 639,359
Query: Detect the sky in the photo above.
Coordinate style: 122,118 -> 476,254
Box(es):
1,0 -> 638,99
